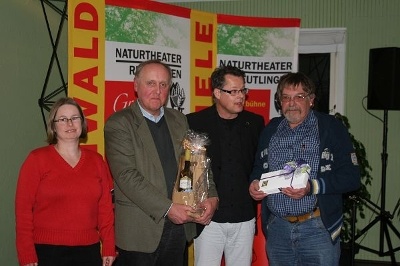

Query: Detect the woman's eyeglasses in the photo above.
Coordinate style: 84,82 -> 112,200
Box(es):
54,116 -> 82,124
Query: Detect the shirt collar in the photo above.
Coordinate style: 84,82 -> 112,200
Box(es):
137,100 -> 165,123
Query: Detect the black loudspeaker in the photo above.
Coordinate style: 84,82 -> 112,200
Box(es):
367,47 -> 400,110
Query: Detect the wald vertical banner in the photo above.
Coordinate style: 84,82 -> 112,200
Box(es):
68,1 -> 300,265
68,0 -> 106,153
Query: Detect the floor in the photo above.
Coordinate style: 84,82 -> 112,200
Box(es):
354,260 -> 400,266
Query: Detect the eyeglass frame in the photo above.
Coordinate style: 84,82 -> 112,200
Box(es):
53,116 -> 82,124
219,88 -> 249,96
280,93 -> 311,103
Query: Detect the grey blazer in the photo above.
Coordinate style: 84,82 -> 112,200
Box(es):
104,101 -> 217,252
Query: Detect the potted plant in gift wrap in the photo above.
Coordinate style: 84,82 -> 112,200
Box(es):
334,113 -> 373,265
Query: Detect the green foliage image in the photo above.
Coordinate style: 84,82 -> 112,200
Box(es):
217,24 -> 296,57
105,6 -> 187,49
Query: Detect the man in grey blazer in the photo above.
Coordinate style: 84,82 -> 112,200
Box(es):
105,60 -> 219,266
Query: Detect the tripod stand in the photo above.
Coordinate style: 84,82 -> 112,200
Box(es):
353,110 -> 400,265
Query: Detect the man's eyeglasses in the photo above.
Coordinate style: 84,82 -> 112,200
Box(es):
219,88 -> 248,96
54,116 -> 82,124
280,94 -> 310,103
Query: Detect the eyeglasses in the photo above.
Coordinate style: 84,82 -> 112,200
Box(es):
280,93 -> 310,103
54,116 -> 82,124
219,88 -> 248,96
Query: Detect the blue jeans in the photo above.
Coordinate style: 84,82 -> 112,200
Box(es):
265,215 -> 340,266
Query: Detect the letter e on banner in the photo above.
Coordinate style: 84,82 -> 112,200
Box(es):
190,10 -> 216,108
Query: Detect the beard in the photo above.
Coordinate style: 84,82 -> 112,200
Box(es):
283,107 -> 303,125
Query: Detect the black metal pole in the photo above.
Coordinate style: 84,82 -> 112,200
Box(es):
380,109 -> 388,254
350,195 -> 357,266
353,110 -> 400,265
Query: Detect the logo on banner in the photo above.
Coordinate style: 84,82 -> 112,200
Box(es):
170,82 -> 186,112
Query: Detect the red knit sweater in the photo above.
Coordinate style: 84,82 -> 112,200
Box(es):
15,145 -> 115,265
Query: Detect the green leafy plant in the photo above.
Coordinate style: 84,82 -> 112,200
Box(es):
334,113 -> 373,243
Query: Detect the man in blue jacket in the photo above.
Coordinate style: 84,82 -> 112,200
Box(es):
249,72 -> 360,266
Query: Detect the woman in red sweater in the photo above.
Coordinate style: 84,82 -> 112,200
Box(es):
15,97 -> 116,266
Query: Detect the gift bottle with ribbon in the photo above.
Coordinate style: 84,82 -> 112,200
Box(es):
178,149 -> 193,192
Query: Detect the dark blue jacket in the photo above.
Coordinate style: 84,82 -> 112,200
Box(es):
250,111 -> 360,243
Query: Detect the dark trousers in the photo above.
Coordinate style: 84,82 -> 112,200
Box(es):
115,219 -> 186,266
35,242 -> 102,266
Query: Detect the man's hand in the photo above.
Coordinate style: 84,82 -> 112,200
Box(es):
193,197 -> 219,225
249,180 -> 267,201
167,203 -> 196,224
281,181 -> 310,199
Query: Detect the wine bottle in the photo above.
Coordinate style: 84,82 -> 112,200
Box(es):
179,149 -> 193,192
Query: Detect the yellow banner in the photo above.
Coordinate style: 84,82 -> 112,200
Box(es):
68,0 -> 105,154
190,10 -> 217,110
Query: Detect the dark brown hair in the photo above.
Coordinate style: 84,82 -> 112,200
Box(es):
276,72 -> 316,100
211,65 -> 246,91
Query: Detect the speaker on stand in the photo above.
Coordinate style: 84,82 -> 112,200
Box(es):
353,47 -> 400,265
367,47 -> 400,110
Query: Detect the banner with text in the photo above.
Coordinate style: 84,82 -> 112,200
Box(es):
68,1 -> 300,265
